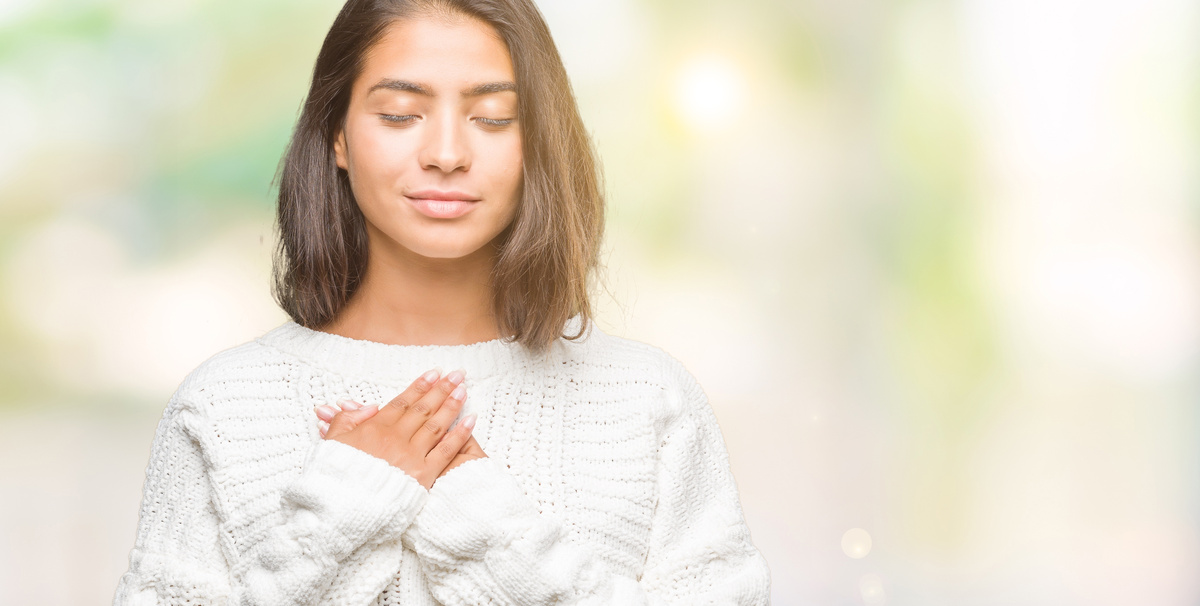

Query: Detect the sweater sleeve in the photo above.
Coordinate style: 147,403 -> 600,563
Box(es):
400,364 -> 772,605
113,397 -> 430,606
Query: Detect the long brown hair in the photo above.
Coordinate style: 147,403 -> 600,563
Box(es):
271,0 -> 605,353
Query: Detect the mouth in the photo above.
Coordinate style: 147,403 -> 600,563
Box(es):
405,196 -> 479,219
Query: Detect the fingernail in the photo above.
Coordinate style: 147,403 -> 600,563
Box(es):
315,405 -> 338,421
462,414 -> 476,430
446,369 -> 465,385
450,385 -> 466,401
336,398 -> 361,410
422,368 -> 441,383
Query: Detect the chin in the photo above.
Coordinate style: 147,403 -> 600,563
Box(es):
367,218 -> 508,262
401,235 -> 495,261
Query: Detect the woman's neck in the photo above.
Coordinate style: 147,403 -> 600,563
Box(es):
320,238 -> 502,347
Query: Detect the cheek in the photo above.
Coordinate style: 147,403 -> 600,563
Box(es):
492,138 -> 523,193
347,124 -> 411,185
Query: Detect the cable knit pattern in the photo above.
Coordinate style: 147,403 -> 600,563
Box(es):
113,318 -> 771,605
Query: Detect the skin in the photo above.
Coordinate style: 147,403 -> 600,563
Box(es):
313,13 -> 525,485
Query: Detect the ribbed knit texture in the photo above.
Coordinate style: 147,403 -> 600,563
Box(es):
113,318 -> 771,605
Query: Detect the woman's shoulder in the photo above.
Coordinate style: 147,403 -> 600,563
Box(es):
563,321 -> 696,381
561,321 -> 707,427
169,321 -> 300,409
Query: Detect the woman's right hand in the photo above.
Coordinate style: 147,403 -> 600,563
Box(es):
314,369 -> 476,490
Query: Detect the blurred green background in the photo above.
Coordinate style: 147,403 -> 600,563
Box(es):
2,0 -> 1198,604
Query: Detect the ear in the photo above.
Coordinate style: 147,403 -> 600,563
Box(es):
334,127 -> 348,171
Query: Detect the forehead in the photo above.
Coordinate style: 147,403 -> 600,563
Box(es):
357,15 -> 515,94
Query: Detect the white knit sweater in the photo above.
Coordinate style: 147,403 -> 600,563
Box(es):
113,319 -> 771,605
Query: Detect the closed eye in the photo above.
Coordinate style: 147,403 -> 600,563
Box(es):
378,114 -> 515,128
380,114 -> 417,124
476,117 -> 515,127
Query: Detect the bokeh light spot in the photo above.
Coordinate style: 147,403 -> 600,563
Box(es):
842,528 -> 872,558
860,573 -> 887,605
672,54 -> 744,133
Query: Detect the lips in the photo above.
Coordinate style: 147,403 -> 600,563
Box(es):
405,190 -> 480,219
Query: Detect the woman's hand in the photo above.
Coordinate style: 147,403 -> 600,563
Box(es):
311,369 -> 484,490
442,431 -> 488,476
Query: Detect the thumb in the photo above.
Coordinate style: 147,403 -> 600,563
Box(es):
324,402 -> 379,439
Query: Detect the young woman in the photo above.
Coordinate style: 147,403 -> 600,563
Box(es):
114,0 -> 771,604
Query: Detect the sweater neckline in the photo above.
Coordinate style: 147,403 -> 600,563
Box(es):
255,321 -> 532,385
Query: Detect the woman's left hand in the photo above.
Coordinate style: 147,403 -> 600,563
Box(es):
318,398 -> 487,480
441,434 -> 487,478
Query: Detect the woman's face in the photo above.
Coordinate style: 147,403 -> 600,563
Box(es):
334,15 -> 522,261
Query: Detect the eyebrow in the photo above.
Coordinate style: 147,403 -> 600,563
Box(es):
367,78 -> 517,98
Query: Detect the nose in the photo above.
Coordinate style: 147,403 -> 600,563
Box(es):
419,110 -> 471,174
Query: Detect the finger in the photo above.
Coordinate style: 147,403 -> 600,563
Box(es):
393,369 -> 465,439
450,419 -> 479,456
411,382 -> 467,454
426,413 -> 476,471
328,399 -> 371,435
315,400 -> 367,422
462,433 -> 486,457
376,368 -> 442,424
336,398 -> 363,411
325,404 -> 379,439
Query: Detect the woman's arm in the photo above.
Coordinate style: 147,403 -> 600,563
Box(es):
113,398 -> 429,606
636,363 -> 773,603
400,362 -> 772,605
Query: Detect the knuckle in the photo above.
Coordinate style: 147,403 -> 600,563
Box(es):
422,420 -> 442,435
377,433 -> 398,453
351,424 -> 375,442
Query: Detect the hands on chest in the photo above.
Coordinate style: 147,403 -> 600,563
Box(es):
313,369 -> 488,489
